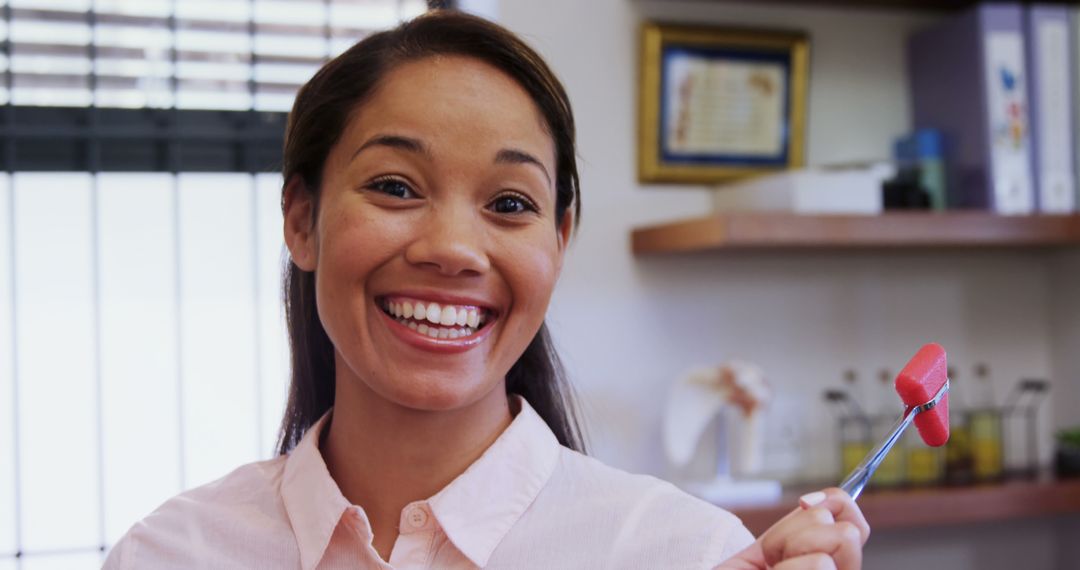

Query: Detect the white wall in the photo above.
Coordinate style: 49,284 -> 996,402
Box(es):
496,0 -> 1079,568
499,0 -> 1066,480
1051,249 -> 1080,437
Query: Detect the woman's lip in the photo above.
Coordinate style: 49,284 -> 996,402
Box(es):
377,304 -> 495,353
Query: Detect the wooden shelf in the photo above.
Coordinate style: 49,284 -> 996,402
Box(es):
730,477 -> 1080,536
630,212 -> 1080,254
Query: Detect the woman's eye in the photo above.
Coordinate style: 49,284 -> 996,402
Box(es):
490,193 -> 537,215
367,178 -> 417,199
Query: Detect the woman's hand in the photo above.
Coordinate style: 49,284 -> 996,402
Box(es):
717,487 -> 870,569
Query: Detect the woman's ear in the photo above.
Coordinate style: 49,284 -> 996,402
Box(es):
283,175 -> 318,271
553,208 -> 574,275
557,208 -> 574,253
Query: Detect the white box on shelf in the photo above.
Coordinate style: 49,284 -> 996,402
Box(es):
711,162 -> 893,214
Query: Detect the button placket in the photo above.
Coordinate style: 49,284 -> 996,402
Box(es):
404,505 -> 429,530
389,504 -> 438,568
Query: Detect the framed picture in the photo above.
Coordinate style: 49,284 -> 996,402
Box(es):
638,23 -> 809,184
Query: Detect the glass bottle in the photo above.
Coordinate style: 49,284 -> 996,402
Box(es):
839,369 -> 871,477
944,366 -> 975,485
970,363 -> 1004,481
870,368 -> 905,487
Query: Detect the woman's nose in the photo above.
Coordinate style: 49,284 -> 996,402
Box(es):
403,205 -> 490,276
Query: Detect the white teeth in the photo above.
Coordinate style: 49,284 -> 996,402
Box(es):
426,303 -> 441,324
385,298 -> 491,334
440,306 -> 457,326
401,322 -> 475,339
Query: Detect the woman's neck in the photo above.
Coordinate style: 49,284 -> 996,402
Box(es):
319,364 -> 514,561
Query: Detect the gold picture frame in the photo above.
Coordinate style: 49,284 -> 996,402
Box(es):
638,22 -> 809,184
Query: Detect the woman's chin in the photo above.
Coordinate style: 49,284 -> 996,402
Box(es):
375,371 -> 500,413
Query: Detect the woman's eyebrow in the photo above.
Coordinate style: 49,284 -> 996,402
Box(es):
495,148 -> 551,186
351,136 -> 551,185
351,134 -> 430,162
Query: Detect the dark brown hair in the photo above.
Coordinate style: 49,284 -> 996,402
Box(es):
276,10 -> 584,455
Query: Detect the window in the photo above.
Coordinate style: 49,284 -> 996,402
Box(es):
0,1 -> 429,567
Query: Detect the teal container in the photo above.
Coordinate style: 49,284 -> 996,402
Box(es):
895,129 -> 946,211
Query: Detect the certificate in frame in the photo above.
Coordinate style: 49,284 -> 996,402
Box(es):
638,23 -> 809,184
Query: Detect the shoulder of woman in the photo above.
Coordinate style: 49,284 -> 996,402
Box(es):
543,448 -> 756,560
550,447 -> 728,515
103,455 -> 291,569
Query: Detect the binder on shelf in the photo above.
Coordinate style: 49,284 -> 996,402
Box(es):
1026,4 -> 1076,213
908,3 -> 1035,214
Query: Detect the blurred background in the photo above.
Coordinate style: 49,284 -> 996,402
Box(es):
1,0 -> 1079,569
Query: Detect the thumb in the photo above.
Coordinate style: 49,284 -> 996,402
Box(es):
714,540 -> 767,570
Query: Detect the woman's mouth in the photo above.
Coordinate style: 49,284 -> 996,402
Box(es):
377,296 -> 494,340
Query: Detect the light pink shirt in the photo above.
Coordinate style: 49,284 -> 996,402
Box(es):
104,398 -> 754,569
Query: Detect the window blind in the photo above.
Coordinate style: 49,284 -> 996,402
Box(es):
1,0 -> 428,111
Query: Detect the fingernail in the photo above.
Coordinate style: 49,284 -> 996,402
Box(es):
799,491 -> 826,508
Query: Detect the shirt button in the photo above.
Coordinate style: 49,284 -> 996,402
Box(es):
405,506 -> 429,529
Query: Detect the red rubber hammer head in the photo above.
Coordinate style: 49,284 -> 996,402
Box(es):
894,343 -> 950,447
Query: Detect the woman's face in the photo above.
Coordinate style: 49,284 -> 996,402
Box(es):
286,55 -> 571,412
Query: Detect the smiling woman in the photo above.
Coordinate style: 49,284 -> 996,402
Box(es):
287,53 -> 572,430
103,10 -> 868,570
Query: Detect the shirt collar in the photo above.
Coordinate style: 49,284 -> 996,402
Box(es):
280,397 -> 562,570
427,396 -> 561,568
281,411 -> 352,570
